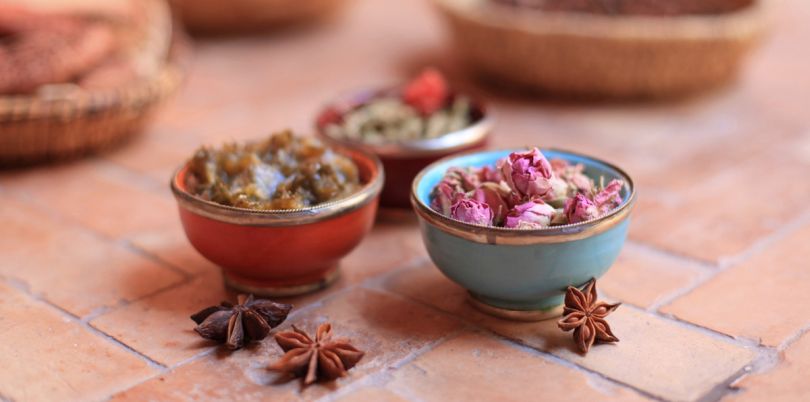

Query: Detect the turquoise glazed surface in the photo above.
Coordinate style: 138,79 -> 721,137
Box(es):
411,149 -> 635,314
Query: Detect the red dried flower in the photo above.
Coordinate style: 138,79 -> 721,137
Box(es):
402,68 -> 449,115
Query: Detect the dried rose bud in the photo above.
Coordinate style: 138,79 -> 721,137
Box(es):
564,193 -> 599,224
477,165 -> 503,183
474,183 -> 511,225
505,201 -> 556,229
593,179 -> 624,214
546,176 -> 571,206
451,197 -> 493,226
403,68 -> 449,116
430,181 -> 458,216
551,208 -> 568,225
498,148 -> 554,199
446,167 -> 481,192
551,158 -> 593,195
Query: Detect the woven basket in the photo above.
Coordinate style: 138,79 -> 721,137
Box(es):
0,0 -> 184,165
169,0 -> 351,35
434,0 -> 767,98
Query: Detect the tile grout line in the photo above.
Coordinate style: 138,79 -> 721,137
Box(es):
715,208 -> 810,270
106,255 -> 454,400
104,269 -> 375,398
644,268 -> 715,313
3,189 -> 192,282
777,322 -> 810,352
493,333 -> 667,402
645,306 -> 780,402
362,259 -> 781,402
633,210 -> 810,400
625,240 -> 719,271
120,239 -> 195,280
316,326 -> 469,402
371,267 -> 673,402
0,275 -> 168,373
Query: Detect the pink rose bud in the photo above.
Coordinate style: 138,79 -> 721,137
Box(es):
564,193 -> 599,224
446,167 -> 481,192
451,197 -> 493,226
593,179 -> 624,214
551,158 -> 593,194
550,158 -> 569,174
498,148 -> 554,198
477,165 -> 503,183
430,181 -> 457,216
505,201 -> 556,229
545,176 -> 571,205
474,183 -> 511,225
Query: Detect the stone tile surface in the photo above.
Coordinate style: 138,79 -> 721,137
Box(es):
386,332 -> 649,402
127,223 -> 219,276
112,288 -> 463,401
1,162 -> 176,240
599,244 -> 707,309
727,332 -> 810,402
337,387 -> 410,402
385,265 -> 757,402
0,282 -> 156,402
0,197 -> 185,318
663,222 -> 810,347
90,273 -> 228,366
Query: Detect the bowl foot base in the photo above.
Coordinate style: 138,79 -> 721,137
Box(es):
223,268 -> 340,297
468,293 -> 563,321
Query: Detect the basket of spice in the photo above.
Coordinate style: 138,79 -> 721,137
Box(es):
316,69 -> 492,210
0,0 -> 185,165
433,0 -> 767,98
170,130 -> 384,296
169,0 -> 351,35
411,147 -> 635,320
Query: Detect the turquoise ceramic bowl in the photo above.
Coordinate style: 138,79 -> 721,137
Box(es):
411,148 -> 635,320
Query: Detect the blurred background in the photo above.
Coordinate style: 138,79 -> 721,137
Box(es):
1,0 -> 807,265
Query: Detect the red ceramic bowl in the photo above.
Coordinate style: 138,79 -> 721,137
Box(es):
170,145 -> 383,296
315,89 -> 492,210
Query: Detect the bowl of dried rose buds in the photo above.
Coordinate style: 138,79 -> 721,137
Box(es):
411,147 -> 635,320
316,68 -> 492,209
171,130 -> 383,296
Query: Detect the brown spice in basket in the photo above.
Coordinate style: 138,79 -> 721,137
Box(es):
491,0 -> 753,16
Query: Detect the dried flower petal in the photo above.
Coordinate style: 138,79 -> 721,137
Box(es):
402,68 -> 449,115
497,148 -> 554,199
564,193 -> 599,224
593,179 -> 624,214
504,201 -> 556,229
474,184 -> 511,225
450,197 -> 493,226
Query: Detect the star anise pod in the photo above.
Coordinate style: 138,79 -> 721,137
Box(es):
557,278 -> 620,354
190,294 -> 292,350
268,323 -> 364,385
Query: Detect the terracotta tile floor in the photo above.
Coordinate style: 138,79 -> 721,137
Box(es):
1,0 -> 809,401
